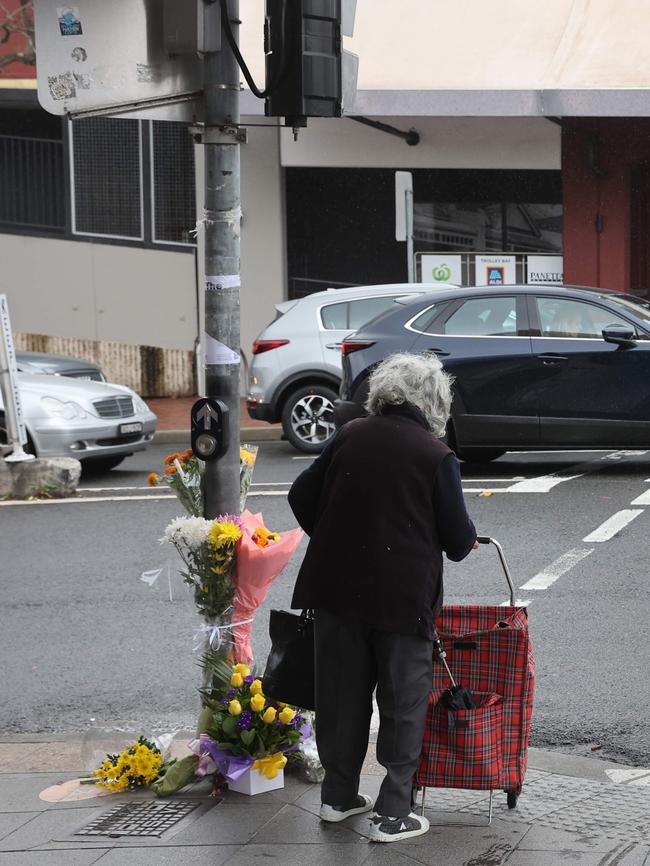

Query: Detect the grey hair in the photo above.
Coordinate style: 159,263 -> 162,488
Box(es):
364,352 -> 453,437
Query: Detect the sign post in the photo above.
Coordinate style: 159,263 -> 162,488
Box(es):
0,295 -> 34,462
395,171 -> 414,282
200,0 -> 242,519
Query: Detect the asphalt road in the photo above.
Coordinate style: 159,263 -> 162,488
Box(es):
2,441 -> 650,768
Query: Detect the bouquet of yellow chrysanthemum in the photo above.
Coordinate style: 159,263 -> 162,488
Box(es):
148,446 -> 258,516
162,514 -> 243,621
93,737 -> 164,792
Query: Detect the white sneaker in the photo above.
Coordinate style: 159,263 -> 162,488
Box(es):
319,793 -> 374,822
368,811 -> 430,842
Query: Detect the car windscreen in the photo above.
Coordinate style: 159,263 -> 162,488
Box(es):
600,293 -> 650,327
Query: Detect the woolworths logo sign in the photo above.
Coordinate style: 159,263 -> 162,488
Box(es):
432,264 -> 452,281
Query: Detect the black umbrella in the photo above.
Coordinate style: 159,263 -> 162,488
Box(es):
432,628 -> 476,726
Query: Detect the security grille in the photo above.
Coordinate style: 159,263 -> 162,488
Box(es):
93,397 -> 135,418
75,799 -> 201,838
151,121 -> 196,244
0,135 -> 66,231
70,117 -> 142,239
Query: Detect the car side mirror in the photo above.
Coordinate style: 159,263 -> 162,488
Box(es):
602,325 -> 636,347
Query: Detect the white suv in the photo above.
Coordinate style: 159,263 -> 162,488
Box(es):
246,283 -> 454,452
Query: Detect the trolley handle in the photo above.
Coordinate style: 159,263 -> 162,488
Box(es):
475,536 -> 516,606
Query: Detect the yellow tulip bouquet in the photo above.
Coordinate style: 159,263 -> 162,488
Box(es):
194,663 -> 310,785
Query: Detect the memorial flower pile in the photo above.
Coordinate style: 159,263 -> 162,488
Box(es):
162,513 -> 243,620
194,663 -> 310,783
148,446 -> 259,516
93,737 -> 164,792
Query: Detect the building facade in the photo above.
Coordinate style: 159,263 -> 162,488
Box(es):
1,0 -> 648,395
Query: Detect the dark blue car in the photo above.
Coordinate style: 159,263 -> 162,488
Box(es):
335,285 -> 650,462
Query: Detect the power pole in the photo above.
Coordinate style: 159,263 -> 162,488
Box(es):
201,0 -> 243,519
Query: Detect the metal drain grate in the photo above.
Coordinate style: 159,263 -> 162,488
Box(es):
76,799 -> 202,838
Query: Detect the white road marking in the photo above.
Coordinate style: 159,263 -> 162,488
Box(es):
292,456 -> 315,460
0,494 -> 176,506
500,599 -> 531,607
512,449 -> 608,455
505,474 -> 582,493
630,489 -> 650,505
583,510 -> 644,542
79,486 -> 154,492
247,491 -> 289,497
520,548 -> 594,590
461,477 -> 527,482
462,488 -> 513,493
603,450 -> 647,460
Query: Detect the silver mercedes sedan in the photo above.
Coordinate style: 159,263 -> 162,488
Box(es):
1,373 -> 157,471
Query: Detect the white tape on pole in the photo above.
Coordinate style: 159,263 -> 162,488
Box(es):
0,294 -> 34,462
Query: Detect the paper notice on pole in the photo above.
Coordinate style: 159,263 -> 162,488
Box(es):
205,275 -> 241,292
204,333 -> 240,365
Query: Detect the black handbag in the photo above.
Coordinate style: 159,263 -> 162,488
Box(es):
263,609 -> 315,711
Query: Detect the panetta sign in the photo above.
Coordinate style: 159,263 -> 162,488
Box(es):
527,255 -> 563,285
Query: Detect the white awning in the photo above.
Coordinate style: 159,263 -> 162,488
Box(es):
240,0 -> 650,116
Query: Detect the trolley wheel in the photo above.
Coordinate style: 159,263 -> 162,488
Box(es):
506,790 -> 518,809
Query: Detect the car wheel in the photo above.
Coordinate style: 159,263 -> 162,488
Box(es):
281,385 -> 338,453
455,447 -> 506,463
82,456 -> 127,474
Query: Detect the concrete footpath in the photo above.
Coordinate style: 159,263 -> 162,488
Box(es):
1,737 -> 649,865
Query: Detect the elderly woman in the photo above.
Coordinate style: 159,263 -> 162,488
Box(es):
288,352 -> 477,843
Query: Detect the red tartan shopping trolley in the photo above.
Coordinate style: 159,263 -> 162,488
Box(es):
416,536 -> 535,824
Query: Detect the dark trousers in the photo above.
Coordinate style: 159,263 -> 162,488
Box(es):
314,607 -> 433,818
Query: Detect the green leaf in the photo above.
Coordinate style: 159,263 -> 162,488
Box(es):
240,729 -> 255,746
196,705 -> 214,735
221,716 -> 237,737
152,755 -> 198,797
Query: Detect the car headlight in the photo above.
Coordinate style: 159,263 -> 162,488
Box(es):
131,394 -> 149,414
41,396 -> 87,420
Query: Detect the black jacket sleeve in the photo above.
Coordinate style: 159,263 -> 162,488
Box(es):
433,452 -> 477,561
287,433 -> 338,536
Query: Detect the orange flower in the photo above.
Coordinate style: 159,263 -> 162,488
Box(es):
252,526 -> 280,548
146,472 -> 160,487
163,453 -> 182,466
164,465 -> 177,475
181,449 -> 194,461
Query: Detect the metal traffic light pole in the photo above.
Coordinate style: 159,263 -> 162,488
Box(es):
200,0 -> 243,519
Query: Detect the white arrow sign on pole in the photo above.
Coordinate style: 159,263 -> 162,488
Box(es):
196,402 -> 219,430
0,295 -> 34,462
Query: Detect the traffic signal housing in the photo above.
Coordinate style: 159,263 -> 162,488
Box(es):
265,0 -> 357,129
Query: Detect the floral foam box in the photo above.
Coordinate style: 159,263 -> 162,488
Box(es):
229,767 -> 284,796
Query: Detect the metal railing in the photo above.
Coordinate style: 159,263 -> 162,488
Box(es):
0,135 -> 66,231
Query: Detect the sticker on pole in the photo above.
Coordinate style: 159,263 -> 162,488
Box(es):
204,334 -> 240,365
205,275 -> 241,292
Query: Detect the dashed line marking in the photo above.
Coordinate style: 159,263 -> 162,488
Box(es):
504,473 -> 582,493
520,548 -> 594,590
630,489 -> 650,506
500,599 -> 531,607
582,509 -> 644,542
